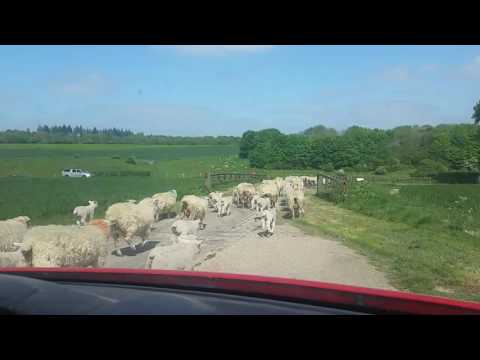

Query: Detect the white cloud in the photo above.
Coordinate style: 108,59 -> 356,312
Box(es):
150,45 -> 274,55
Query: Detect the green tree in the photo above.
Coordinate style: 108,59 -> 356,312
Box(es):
472,99 -> 480,125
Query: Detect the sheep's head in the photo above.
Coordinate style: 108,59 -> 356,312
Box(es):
88,200 -> 98,208
12,216 -> 31,226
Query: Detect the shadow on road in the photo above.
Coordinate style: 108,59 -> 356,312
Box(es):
111,240 -> 160,257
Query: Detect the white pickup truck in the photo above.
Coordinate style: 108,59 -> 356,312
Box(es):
62,169 -> 92,178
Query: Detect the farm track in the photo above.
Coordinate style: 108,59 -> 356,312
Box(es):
104,189 -> 395,291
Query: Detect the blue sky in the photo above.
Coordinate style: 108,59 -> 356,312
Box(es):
0,45 -> 479,136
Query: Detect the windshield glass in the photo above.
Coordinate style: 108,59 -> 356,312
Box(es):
1,45 -> 479,306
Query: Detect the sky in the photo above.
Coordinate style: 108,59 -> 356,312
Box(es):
0,45 -> 479,136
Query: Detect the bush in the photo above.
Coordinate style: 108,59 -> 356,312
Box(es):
112,155 -> 121,160
73,153 -> 80,159
374,166 -> 387,175
411,159 -> 448,177
125,156 -> 137,165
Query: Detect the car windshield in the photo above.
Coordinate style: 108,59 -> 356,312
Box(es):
1,45 -> 480,309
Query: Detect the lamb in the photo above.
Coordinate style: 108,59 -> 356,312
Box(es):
207,192 -> 223,211
180,195 -> 208,229
274,177 -> 285,196
105,201 -> 154,254
0,216 -> 31,252
255,207 -> 276,235
145,242 -> 200,271
255,197 -> 271,213
171,219 -> 201,241
152,189 -> 177,220
17,219 -> 113,268
250,194 -> 261,210
218,196 -> 233,217
73,200 -> 98,225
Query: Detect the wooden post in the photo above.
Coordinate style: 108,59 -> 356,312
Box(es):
205,172 -> 212,191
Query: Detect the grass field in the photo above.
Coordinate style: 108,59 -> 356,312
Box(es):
0,144 -> 247,225
295,185 -> 480,302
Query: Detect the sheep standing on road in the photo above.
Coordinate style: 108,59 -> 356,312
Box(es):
105,201 -> 154,255
235,183 -> 256,208
73,200 -> 98,225
152,189 -> 177,220
17,219 -> 113,268
286,189 -> 305,218
255,197 -> 271,213
171,219 -> 202,242
255,207 -> 276,235
257,182 -> 279,208
0,216 -> 31,252
180,195 -> 208,229
218,196 -> 233,217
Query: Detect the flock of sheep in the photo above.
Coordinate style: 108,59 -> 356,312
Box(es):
0,175 -> 317,270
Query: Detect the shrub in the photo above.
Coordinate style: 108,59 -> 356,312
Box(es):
374,166 -> 387,175
125,156 -> 137,165
112,155 -> 121,160
73,153 -> 80,159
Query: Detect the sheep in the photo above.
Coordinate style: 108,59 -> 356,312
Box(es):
207,192 -> 223,211
218,196 -> 233,217
250,194 -> 261,210
0,249 -> 28,268
235,183 -> 256,208
105,201 -> 154,254
180,195 -> 208,229
145,242 -> 200,271
356,178 -> 365,182
255,197 -> 271,213
152,189 -> 177,220
286,189 -> 305,218
73,200 -> 98,225
274,177 -> 285,196
0,216 -> 31,252
255,207 -> 277,235
170,219 -> 201,241
17,219 -> 113,268
257,182 -> 279,208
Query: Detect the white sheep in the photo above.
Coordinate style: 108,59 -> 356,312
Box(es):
105,201 -> 154,255
17,219 -> 113,268
257,182 -> 279,208
0,216 -> 31,252
180,195 -> 208,229
235,183 -> 256,208
152,189 -> 177,220
207,192 -> 223,212
255,207 -> 276,235
171,219 -> 201,241
286,188 -> 305,218
218,196 -> 233,217
73,200 -> 98,225
145,242 -> 200,271
255,197 -> 271,213
0,249 -> 28,268
250,194 -> 261,210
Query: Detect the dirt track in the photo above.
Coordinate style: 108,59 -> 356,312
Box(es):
104,194 -> 394,291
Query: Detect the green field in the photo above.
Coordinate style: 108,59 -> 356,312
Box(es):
0,144 -> 248,225
296,184 -> 480,302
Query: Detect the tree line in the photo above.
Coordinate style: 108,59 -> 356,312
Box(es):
239,124 -> 480,175
0,125 -> 240,146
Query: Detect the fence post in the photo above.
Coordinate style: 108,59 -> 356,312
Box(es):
205,172 -> 212,191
